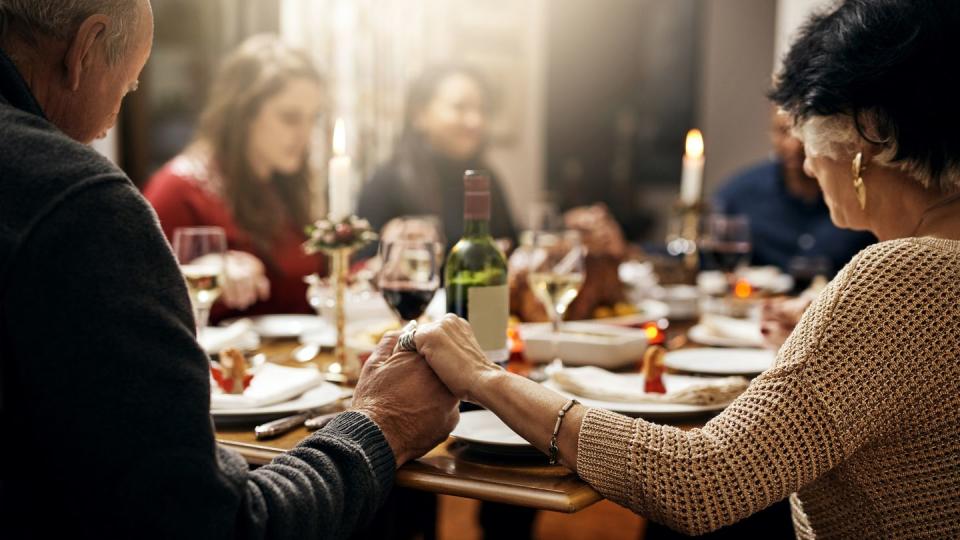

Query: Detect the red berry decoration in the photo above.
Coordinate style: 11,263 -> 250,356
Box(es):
303,216 -> 377,253
335,223 -> 354,242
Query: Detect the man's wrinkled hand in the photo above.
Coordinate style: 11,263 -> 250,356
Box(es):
351,332 -> 459,467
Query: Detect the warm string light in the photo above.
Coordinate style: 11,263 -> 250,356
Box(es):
641,321 -> 666,345
733,279 -> 753,299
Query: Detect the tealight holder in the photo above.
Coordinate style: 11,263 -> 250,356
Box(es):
304,215 -> 377,383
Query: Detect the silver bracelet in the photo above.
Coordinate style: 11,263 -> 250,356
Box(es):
548,399 -> 579,465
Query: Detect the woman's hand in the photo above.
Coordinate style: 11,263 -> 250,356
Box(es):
760,295 -> 812,348
222,251 -> 270,310
413,314 -> 504,402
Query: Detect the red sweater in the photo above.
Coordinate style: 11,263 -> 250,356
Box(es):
144,155 -> 324,322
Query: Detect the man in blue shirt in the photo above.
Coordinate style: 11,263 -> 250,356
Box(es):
713,110 -> 874,284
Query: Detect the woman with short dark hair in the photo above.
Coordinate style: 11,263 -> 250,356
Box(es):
411,1 -> 960,536
357,64 -> 517,253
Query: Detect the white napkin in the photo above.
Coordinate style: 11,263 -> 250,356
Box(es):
211,363 -> 325,410
550,366 -> 748,406
199,319 -> 257,354
740,266 -> 791,291
699,313 -> 764,346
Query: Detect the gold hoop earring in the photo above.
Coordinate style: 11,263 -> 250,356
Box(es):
852,152 -> 867,210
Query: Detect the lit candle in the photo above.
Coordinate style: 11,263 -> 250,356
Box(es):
680,129 -> 705,205
328,118 -> 352,222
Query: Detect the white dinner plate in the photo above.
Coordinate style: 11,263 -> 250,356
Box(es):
665,348 -> 774,375
301,318 -> 399,350
543,376 -> 733,418
211,383 -> 345,424
223,315 -> 331,340
600,300 -> 671,326
698,269 -> 794,295
451,410 -> 541,456
688,324 -> 765,348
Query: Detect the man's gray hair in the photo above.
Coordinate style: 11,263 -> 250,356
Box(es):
0,0 -> 140,64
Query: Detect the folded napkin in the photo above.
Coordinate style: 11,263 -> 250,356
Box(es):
211,363 -> 324,410
550,366 -> 749,406
699,313 -> 764,345
199,319 -> 258,354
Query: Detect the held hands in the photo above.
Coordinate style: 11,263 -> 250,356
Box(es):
414,314 -> 504,403
760,295 -> 813,349
351,332 -> 460,467
222,251 -> 270,310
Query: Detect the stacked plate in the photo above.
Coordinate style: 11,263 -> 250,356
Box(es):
225,315 -> 332,340
665,348 -> 774,376
543,373 -> 736,418
451,410 -> 542,457
212,383 -> 345,425
688,313 -> 765,348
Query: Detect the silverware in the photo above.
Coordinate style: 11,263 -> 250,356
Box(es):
253,392 -> 353,440
255,411 -> 314,440
304,412 -> 340,431
291,343 -> 320,363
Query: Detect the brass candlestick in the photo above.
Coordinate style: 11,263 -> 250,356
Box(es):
303,216 -> 377,384
666,200 -> 707,282
324,246 -> 354,382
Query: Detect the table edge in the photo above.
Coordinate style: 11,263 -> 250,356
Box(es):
216,439 -> 602,513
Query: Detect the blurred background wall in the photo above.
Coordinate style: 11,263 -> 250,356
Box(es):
106,0 -> 834,244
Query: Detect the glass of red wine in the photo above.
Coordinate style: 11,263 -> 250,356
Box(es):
699,214 -> 752,291
378,240 -> 441,322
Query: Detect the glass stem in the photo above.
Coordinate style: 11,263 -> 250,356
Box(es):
195,305 -> 211,337
550,309 -> 563,366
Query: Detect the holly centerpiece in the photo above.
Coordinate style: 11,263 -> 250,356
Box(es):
303,215 -> 378,254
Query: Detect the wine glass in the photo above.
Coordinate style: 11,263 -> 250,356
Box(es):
699,214 -> 752,292
173,226 -> 227,336
526,230 -> 586,371
378,241 -> 442,323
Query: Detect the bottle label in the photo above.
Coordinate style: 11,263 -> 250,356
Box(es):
467,284 -> 509,362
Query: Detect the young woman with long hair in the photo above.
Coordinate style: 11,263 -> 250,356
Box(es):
145,34 -> 325,321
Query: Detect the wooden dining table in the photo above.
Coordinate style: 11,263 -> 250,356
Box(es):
215,321 -> 716,514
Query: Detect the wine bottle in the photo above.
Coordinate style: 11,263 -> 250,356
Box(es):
445,170 -> 510,364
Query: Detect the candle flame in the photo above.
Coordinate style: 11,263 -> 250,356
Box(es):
333,118 -> 346,155
685,129 -> 704,158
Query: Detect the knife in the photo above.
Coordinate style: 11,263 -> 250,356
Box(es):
255,411 -> 314,440
253,393 -> 353,440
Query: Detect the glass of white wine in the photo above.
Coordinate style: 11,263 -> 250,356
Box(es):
526,230 -> 586,370
173,226 -> 227,336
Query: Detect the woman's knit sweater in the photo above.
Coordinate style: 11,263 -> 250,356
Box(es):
578,238 -> 960,538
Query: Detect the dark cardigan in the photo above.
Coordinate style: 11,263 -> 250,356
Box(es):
0,47 -> 393,539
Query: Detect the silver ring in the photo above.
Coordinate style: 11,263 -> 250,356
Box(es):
395,320 -> 418,354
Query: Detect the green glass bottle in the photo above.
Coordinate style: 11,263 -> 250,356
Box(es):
445,170 -> 509,365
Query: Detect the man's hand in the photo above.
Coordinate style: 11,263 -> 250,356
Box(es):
414,314 -> 504,402
351,332 -> 459,467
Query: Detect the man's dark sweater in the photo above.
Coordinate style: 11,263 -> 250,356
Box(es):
0,48 -> 394,539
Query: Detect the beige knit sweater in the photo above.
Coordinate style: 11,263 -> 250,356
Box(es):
577,238 -> 960,538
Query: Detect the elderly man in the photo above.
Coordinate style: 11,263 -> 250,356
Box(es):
712,109 -> 875,284
0,2 -> 458,538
